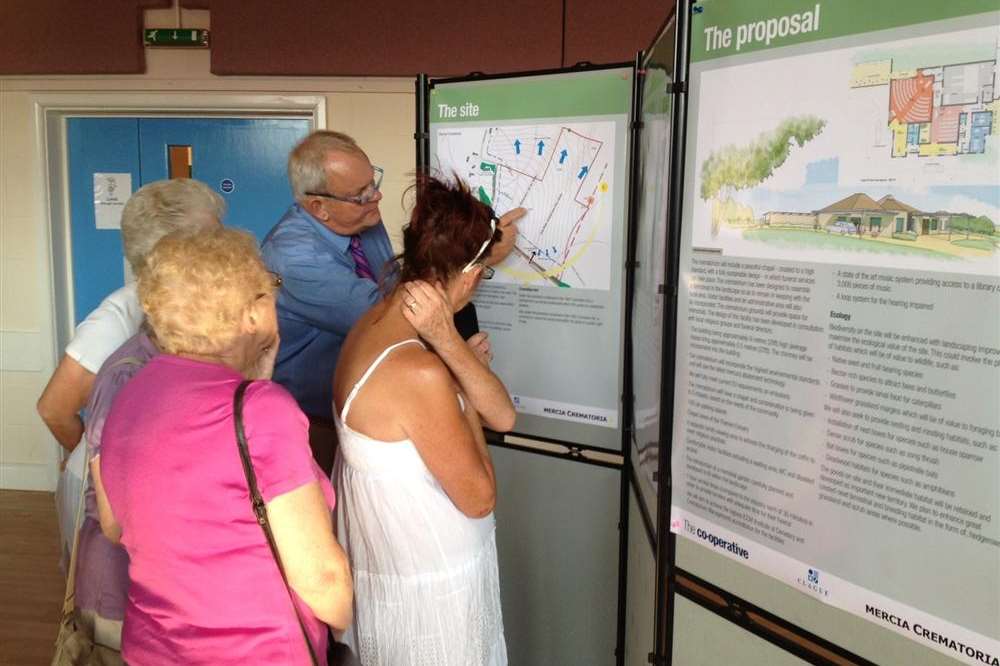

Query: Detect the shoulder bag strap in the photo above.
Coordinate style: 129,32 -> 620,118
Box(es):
61,444 -> 92,617
233,380 -> 319,666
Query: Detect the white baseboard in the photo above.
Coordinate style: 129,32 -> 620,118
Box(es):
0,462 -> 58,491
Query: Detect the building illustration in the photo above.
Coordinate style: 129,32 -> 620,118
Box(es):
763,193 -> 958,236
698,43 -> 999,264
851,47 -> 999,159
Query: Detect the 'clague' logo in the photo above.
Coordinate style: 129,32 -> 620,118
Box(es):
797,567 -> 830,598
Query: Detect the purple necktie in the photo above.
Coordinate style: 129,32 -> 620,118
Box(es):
349,235 -> 376,281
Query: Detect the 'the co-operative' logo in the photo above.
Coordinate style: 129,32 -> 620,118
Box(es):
680,519 -> 750,559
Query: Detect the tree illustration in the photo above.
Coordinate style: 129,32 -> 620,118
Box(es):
700,116 -> 826,236
951,214 -> 996,239
701,116 -> 826,200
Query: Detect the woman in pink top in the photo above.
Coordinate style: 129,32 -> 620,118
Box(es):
94,227 -> 352,665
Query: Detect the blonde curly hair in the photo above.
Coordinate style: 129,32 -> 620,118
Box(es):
138,227 -> 276,356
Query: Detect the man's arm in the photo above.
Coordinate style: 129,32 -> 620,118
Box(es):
402,281 -> 515,432
37,354 -> 94,451
268,250 -> 381,337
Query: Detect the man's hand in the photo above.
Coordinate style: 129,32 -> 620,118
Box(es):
401,281 -> 460,350
467,332 -> 493,366
486,207 -> 527,266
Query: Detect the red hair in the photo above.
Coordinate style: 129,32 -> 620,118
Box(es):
386,173 -> 500,287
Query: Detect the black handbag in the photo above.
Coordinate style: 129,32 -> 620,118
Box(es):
233,380 -> 320,666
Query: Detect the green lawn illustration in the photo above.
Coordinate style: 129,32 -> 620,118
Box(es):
742,228 -> 959,259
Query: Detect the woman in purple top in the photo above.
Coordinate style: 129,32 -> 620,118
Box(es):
93,227 -> 353,665
74,329 -> 157,649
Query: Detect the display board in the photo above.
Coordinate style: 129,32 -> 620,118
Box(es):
491,448 -> 621,665
669,2 -> 1000,665
625,485 -> 657,664
631,22 -> 676,536
429,67 -> 634,450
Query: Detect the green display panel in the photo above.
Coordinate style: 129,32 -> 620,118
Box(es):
430,67 -> 635,450
670,2 -> 1000,665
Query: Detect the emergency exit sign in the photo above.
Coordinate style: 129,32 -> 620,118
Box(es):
143,29 -> 209,47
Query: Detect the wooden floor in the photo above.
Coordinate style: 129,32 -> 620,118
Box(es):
0,491 -> 64,666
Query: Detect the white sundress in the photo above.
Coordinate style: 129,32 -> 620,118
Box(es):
333,339 -> 508,666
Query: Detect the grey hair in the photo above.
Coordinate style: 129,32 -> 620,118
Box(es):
121,179 -> 226,274
288,130 -> 365,201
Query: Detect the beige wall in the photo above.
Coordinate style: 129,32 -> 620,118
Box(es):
0,6 -> 415,490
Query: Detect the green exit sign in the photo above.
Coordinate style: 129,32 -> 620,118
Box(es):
143,29 -> 209,48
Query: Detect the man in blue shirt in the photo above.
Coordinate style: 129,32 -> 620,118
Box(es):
263,130 -> 524,473
262,131 -> 394,472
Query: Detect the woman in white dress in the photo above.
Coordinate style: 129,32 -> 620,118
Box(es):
332,175 -> 517,665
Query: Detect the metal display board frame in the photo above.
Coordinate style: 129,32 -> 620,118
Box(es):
650,2 -> 872,664
416,10 -> 883,663
650,2 -> 961,665
420,61 -> 637,453
417,59 -> 644,666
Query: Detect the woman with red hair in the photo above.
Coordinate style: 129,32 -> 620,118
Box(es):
332,175 -> 516,665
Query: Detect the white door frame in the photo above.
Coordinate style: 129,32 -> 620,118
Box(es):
22,92 -> 324,490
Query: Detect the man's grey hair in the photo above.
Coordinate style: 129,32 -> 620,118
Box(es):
288,130 -> 365,201
121,179 -> 226,274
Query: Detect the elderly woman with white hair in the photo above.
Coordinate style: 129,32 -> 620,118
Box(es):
38,178 -> 225,452
38,179 -> 223,651
94,226 -> 352,664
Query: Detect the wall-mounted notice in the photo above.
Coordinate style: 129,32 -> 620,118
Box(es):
93,172 -> 132,229
671,2 -> 1000,664
430,68 -> 633,449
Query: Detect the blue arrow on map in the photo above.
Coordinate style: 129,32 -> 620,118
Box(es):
537,140 -> 545,156
578,165 -> 589,179
559,149 -> 568,164
513,139 -> 521,155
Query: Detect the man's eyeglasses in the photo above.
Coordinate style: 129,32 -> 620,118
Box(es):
461,216 -> 498,278
305,166 -> 384,205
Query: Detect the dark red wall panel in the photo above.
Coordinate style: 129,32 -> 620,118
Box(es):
207,0 -> 563,77
0,1 -> 674,77
0,0 -> 171,75
563,0 -> 673,67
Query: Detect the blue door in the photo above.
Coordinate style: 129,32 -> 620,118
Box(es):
66,117 -> 311,324
66,118 -> 142,325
